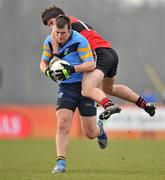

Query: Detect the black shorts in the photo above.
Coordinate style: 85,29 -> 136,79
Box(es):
95,48 -> 119,77
56,82 -> 96,117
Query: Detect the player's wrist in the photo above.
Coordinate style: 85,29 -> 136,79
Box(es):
69,66 -> 75,73
53,53 -> 60,58
62,68 -> 70,79
61,63 -> 75,74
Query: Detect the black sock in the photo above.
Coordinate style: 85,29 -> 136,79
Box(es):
57,156 -> 66,162
136,97 -> 147,109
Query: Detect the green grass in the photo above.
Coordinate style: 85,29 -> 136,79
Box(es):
0,139 -> 165,180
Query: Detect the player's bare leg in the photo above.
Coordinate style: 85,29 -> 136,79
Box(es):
102,77 -> 156,116
52,109 -> 73,173
81,116 -> 107,149
82,70 -> 121,120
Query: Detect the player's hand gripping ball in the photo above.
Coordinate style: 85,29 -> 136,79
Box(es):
49,57 -> 71,81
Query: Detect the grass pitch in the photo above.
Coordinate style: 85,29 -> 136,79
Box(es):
0,138 -> 165,180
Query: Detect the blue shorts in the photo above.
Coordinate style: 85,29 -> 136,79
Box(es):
56,82 -> 96,117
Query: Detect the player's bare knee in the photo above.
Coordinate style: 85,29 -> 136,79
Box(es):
84,131 -> 96,139
81,88 -> 90,97
57,119 -> 70,134
103,84 -> 113,94
81,81 -> 92,97
81,89 -> 87,97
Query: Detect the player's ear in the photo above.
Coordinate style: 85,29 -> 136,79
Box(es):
68,23 -> 71,31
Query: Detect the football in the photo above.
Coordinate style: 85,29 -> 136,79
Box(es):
49,58 -> 70,72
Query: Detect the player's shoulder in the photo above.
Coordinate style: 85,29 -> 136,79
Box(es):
69,16 -> 78,23
72,30 -> 81,37
72,30 -> 87,42
44,35 -> 51,44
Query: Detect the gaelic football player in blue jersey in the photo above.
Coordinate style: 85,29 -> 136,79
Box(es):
40,15 -> 108,173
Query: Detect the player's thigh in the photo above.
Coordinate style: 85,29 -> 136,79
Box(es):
78,95 -> 96,117
80,115 -> 97,133
56,83 -> 80,131
82,69 -> 104,89
78,96 -> 97,138
102,76 -> 116,93
56,108 -> 74,133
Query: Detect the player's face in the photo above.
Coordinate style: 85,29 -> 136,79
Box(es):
53,25 -> 70,44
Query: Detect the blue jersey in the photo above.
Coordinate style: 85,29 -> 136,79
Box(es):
41,30 -> 94,83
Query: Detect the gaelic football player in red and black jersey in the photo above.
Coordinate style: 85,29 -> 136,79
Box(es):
41,5 -> 156,120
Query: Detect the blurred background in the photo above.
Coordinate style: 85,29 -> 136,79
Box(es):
0,0 -> 165,139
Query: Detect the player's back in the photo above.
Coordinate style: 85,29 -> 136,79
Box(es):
69,16 -> 112,50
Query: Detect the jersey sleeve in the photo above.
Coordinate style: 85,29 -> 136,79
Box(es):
77,37 -> 94,62
41,36 -> 53,62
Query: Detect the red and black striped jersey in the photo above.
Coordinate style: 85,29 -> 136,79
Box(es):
69,16 -> 112,50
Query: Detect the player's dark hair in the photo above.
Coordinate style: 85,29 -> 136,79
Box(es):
41,5 -> 65,25
56,15 -> 71,30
